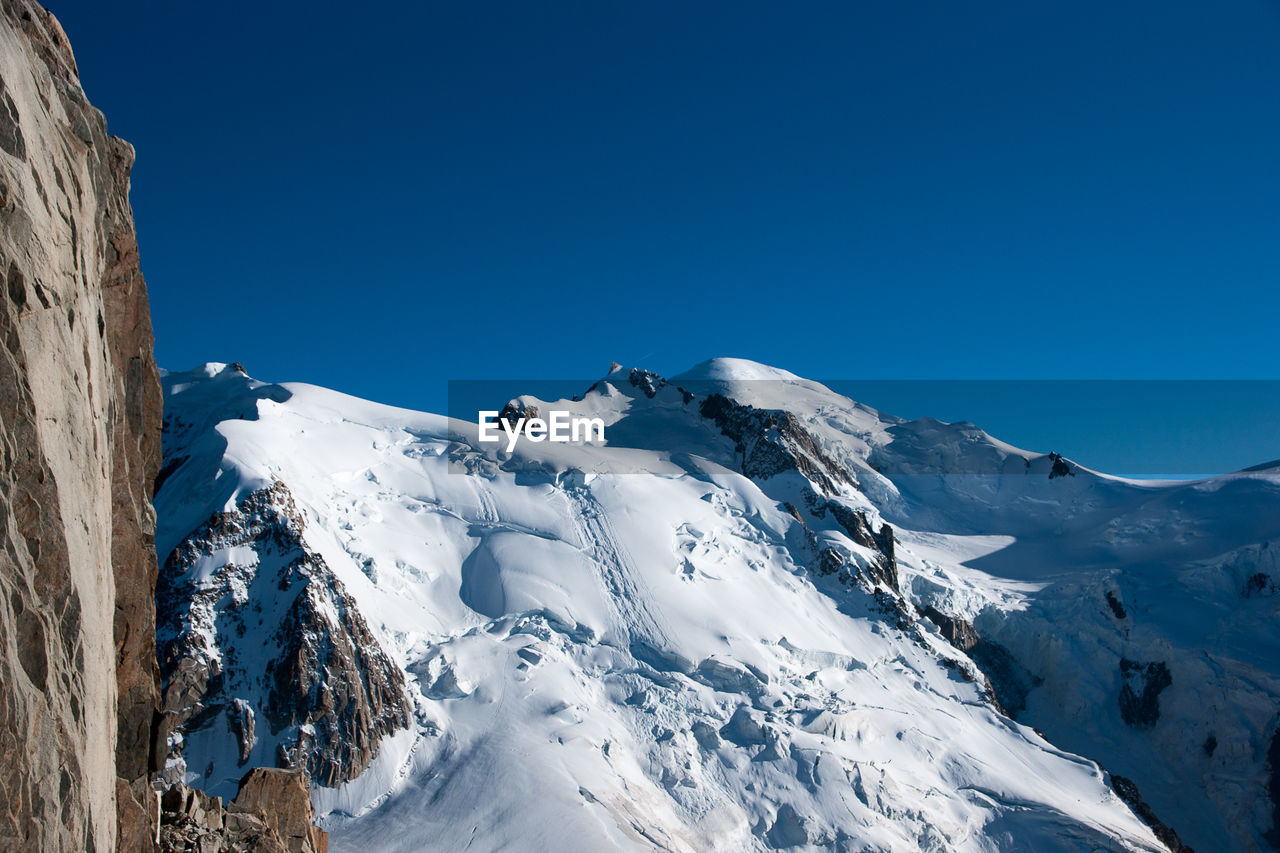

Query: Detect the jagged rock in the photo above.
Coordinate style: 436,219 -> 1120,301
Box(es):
826,502 -> 899,591
784,495 -> 909,632
1047,451 -> 1075,480
919,606 -> 1043,717
118,779 -> 160,853
159,770 -> 325,853
495,399 -> 539,434
230,769 -> 326,853
1110,774 -> 1195,853
816,547 -> 847,577
921,606 -> 980,652
157,481 -> 411,791
229,699 -> 255,766
777,494 -> 908,629
628,367 -> 666,398
0,2 -> 162,848
1118,658 -> 1172,729
920,606 -> 1043,717
700,393 -> 854,495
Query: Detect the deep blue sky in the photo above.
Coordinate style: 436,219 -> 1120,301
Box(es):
45,1 -> 1280,472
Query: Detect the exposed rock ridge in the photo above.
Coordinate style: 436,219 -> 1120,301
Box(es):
683,383 -> 915,632
699,392 -> 854,495
159,768 -> 327,853
918,606 -> 1040,717
627,366 -> 666,398
0,1 -> 162,848
824,500 -> 899,591
158,481 -> 412,792
1110,774 -> 1195,853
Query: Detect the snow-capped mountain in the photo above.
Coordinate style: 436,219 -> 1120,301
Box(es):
152,358 -> 1280,852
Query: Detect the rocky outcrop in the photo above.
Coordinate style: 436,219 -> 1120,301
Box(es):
1105,589 -> 1129,620
1244,571 -> 1276,598
1047,451 -> 1075,480
825,501 -> 899,591
628,367 -> 666,399
779,496 -> 913,636
0,1 -> 162,849
157,481 -> 411,792
918,606 -> 1041,717
920,605 -> 980,652
1119,658 -> 1172,729
494,399 -> 540,433
699,393 -> 854,495
1110,775 -> 1195,853
159,769 -> 327,853
228,769 -> 327,853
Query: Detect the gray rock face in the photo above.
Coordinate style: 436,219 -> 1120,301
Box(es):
158,481 -> 411,792
699,393 -> 854,496
0,2 -> 162,849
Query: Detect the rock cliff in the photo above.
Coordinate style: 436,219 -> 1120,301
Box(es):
0,0 -> 163,848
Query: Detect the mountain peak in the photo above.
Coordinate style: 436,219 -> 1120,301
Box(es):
672,357 -> 805,383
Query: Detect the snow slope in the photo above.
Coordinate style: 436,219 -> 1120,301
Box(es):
153,359 -> 1280,852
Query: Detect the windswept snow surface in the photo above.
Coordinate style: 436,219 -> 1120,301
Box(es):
155,359 -> 1280,852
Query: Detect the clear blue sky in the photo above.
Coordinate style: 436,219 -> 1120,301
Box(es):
45,1 -> 1280,472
